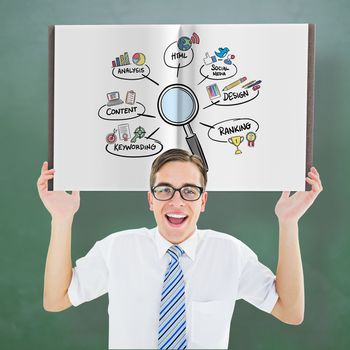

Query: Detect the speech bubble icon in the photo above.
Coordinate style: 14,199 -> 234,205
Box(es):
112,64 -> 151,81
199,60 -> 238,81
163,41 -> 194,69
98,102 -> 146,121
213,89 -> 260,107
106,137 -> 163,158
208,118 -> 259,143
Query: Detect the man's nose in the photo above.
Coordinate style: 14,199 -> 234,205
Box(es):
169,190 -> 185,205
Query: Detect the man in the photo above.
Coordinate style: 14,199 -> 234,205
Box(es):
37,148 -> 323,349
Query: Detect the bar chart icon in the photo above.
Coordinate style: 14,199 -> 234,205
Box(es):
112,52 -> 130,68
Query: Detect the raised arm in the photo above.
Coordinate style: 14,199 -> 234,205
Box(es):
37,161 -> 80,312
271,167 -> 323,324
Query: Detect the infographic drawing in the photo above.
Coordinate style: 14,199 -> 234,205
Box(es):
204,118 -> 259,156
53,24 -> 312,191
163,32 -> 201,77
98,33 -> 263,163
157,84 -> 208,171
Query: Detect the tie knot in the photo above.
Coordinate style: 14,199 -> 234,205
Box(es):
167,245 -> 185,261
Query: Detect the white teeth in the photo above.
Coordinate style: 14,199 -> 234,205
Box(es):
166,214 -> 187,219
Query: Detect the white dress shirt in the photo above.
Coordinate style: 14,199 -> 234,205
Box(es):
68,227 -> 278,349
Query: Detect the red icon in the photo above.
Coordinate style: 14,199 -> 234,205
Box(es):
106,129 -> 117,144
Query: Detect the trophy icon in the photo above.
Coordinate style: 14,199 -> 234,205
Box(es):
228,136 -> 244,154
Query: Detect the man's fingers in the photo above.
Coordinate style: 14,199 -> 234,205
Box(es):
311,166 -> 319,176
37,176 -> 54,189
41,161 -> 55,175
37,174 -> 54,190
305,177 -> 321,193
280,191 -> 290,200
308,172 -> 319,183
37,179 -> 47,194
308,168 -> 323,192
42,169 -> 55,176
38,161 -> 55,192
308,169 -> 319,180
310,167 -> 322,186
41,161 -> 48,173
71,191 -> 80,200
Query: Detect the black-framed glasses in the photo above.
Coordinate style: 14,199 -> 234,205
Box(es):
151,184 -> 204,201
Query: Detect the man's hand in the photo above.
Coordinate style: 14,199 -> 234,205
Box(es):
271,167 -> 322,324
38,161 -> 77,311
37,161 -> 80,220
275,167 -> 323,224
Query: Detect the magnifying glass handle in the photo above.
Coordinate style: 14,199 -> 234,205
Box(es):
186,134 -> 209,172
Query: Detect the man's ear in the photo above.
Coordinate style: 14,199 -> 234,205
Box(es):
200,191 -> 208,212
148,191 -> 154,211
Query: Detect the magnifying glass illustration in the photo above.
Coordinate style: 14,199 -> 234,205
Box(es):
157,84 -> 209,171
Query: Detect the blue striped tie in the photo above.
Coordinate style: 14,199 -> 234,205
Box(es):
158,245 -> 187,350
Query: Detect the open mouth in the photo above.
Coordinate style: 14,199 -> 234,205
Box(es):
165,213 -> 188,226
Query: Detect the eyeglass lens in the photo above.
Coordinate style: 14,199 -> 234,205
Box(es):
153,185 -> 201,201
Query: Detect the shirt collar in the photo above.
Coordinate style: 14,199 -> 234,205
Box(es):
154,226 -> 198,261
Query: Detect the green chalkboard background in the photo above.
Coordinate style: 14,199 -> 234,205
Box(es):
1,0 -> 349,349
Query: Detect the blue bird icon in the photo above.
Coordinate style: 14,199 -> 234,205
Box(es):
215,47 -> 230,58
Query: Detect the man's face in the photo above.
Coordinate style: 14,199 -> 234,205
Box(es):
148,161 -> 207,244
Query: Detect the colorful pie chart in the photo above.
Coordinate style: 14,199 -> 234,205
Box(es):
132,53 -> 146,66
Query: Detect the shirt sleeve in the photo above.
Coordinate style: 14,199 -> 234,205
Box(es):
68,241 -> 109,306
236,242 -> 279,313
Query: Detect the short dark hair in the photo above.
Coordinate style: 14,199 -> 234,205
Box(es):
150,148 -> 207,189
